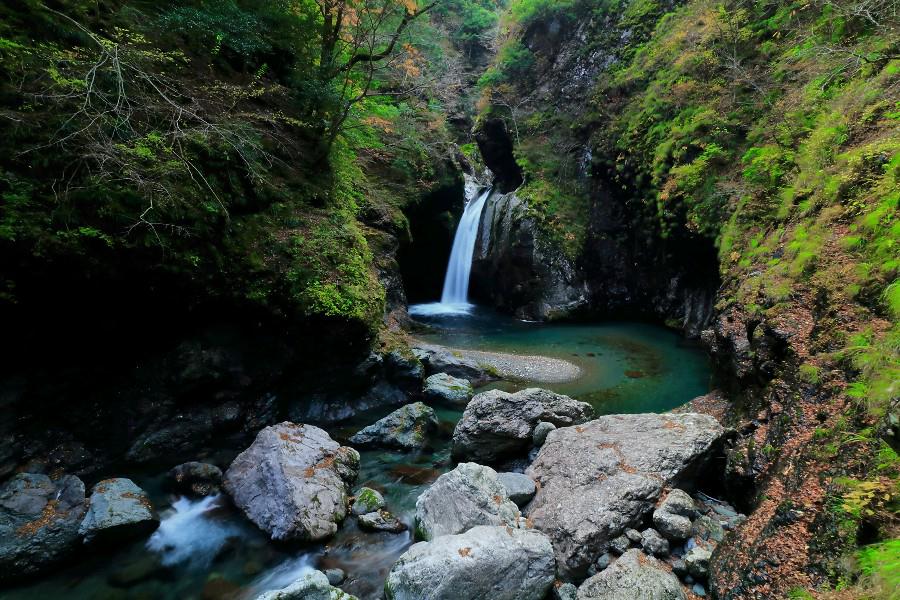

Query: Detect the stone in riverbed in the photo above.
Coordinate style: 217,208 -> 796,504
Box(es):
255,569 -> 358,600
496,472 -> 536,507
412,345 -> 489,384
576,549 -> 686,600
168,462 -> 223,497
0,473 -> 87,582
422,373 -> 474,406
349,402 -> 438,451
384,525 -> 555,600
358,510 -> 407,533
351,487 -> 385,516
640,528 -> 669,557
79,478 -> 158,544
224,422 -> 359,542
526,413 -> 724,579
452,388 -> 593,464
653,489 -> 697,541
415,462 -> 519,541
684,546 -> 712,579
532,421 -> 556,446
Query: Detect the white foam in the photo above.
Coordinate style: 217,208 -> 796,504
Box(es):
146,495 -> 240,568
409,302 -> 474,317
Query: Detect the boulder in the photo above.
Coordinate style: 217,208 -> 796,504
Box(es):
255,569 -> 358,600
525,413 -> 724,579
224,422 -> 359,542
351,487 -> 385,516
653,490 -> 697,541
358,510 -> 407,533
325,568 -> 346,585
0,473 -> 86,582
168,462 -> 223,496
576,549 -> 686,600
496,472 -> 536,507
422,373 -> 474,406
692,514 -> 725,543
79,478 -> 159,544
384,525 -> 555,600
532,421 -> 556,447
385,350 -> 424,385
412,345 -> 489,384
415,463 -> 518,541
349,403 -> 438,451
640,528 -> 669,557
684,546 -> 712,579
452,388 -> 593,463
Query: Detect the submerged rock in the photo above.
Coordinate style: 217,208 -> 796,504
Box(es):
496,472 -> 537,507
526,413 -> 724,579
0,473 -> 87,581
415,462 -> 519,541
351,487 -> 385,516
349,402 -> 438,451
358,510 -> 407,533
255,569 -> 358,600
224,422 -> 359,542
422,373 -> 474,406
384,525 -> 555,600
168,462 -> 223,497
576,549 -> 686,600
79,478 -> 158,544
452,388 -> 593,463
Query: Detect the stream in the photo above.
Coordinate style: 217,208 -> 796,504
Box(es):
1,309 -> 710,600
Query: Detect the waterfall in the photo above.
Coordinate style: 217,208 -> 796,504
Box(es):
410,186 -> 491,316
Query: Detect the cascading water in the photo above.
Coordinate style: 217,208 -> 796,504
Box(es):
410,186 -> 491,316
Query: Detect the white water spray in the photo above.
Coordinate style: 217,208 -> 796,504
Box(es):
146,495 -> 240,568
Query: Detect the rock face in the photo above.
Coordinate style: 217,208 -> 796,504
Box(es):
79,478 -> 159,544
496,472 -> 537,507
0,473 -> 87,581
415,463 -> 519,541
452,388 -> 593,464
349,402 -> 438,451
577,549 -> 686,600
422,373 -> 474,406
525,413 -> 724,579
384,525 -> 555,600
255,569 -> 358,600
168,462 -> 223,496
470,191 -> 586,321
224,422 -> 359,542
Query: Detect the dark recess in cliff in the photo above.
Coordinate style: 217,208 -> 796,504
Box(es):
474,118 -> 523,193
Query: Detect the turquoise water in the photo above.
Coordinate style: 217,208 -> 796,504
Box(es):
1,311 -> 709,600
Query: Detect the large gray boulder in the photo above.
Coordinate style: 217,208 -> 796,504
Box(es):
79,478 -> 158,544
415,463 -> 519,541
497,472 -> 537,507
349,402 -> 438,451
526,413 -> 724,579
385,525 -> 555,600
412,345 -> 489,384
255,569 -> 358,599
224,422 -> 359,542
422,373 -> 474,406
452,388 -> 593,463
0,473 -> 86,582
577,549 -> 686,600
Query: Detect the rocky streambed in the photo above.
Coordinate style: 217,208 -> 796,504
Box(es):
0,321 -> 728,599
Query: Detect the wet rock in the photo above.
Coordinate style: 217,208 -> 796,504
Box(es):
525,413 -> 724,579
692,515 -> 725,544
576,549 -> 686,600
108,554 -> 168,587
496,472 -> 536,507
532,421 -> 556,447
653,489 -> 697,541
255,569 -> 358,600
609,535 -> 631,555
0,473 -> 87,582
555,582 -> 578,600
685,546 -> 712,579
351,487 -> 385,516
224,422 -> 359,542
452,388 -> 593,463
412,345 -> 489,383
358,510 -> 407,534
640,528 -> 669,557
168,462 -> 223,497
596,552 -> 613,571
325,568 -> 346,586
415,463 -> 519,541
384,525 -> 555,600
692,583 -> 707,597
385,351 -> 424,386
79,478 -> 159,544
349,403 -> 438,451
422,373 -> 474,406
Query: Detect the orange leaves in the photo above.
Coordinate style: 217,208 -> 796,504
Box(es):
363,116 -> 394,133
399,43 -> 423,78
